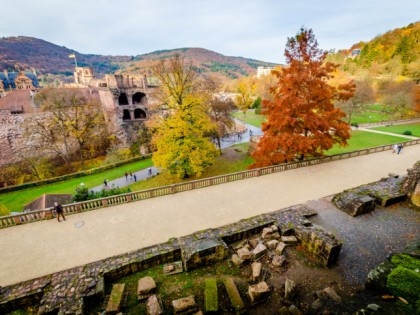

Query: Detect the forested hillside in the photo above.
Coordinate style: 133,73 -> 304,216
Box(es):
327,21 -> 419,79
0,37 -> 276,81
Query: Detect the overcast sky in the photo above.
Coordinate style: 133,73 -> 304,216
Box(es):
2,0 -> 419,63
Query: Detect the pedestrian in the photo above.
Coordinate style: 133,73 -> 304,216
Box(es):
355,123 -> 359,130
392,144 -> 398,154
53,202 -> 66,222
125,172 -> 128,181
104,179 -> 108,187
134,174 -> 137,182
397,143 -> 403,154
148,167 -> 152,176
129,172 -> 133,181
249,130 -> 253,137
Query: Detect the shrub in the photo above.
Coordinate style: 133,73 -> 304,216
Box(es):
402,130 -> 412,135
0,204 -> 10,216
72,185 -> 132,202
387,266 -> 420,303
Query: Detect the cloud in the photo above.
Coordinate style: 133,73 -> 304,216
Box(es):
2,0 -> 419,63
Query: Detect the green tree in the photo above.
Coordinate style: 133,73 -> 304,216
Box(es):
149,55 -> 219,179
234,78 -> 255,114
251,28 -> 353,168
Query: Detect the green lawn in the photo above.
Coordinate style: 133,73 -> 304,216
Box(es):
350,111 -> 392,124
370,124 -> 420,137
0,159 -> 153,214
128,143 -> 254,192
325,130 -> 411,155
232,110 -> 266,128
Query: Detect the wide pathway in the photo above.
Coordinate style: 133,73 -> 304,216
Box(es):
0,145 -> 419,286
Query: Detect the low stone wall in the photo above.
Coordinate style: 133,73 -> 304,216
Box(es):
333,177 -> 407,216
0,204 -> 341,314
402,161 -> 420,208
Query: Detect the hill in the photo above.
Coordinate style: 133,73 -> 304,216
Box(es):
0,36 -> 129,76
0,37 -> 277,80
119,47 -> 278,79
327,21 -> 420,79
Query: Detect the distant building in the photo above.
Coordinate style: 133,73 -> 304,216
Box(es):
256,66 -> 274,78
345,48 -> 361,60
0,70 -> 39,94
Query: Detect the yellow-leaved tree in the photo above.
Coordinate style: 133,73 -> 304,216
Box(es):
148,55 -> 219,179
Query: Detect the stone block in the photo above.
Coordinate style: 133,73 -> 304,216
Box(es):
223,278 -> 245,314
281,236 -> 298,245
411,182 -> 420,207
261,227 -> 273,239
265,239 -> 279,250
275,242 -> 287,255
147,294 -> 163,315
237,247 -> 252,261
138,276 -> 156,300
105,283 -> 125,314
271,255 -> 286,267
204,278 -> 218,313
270,224 -> 279,232
284,278 -> 296,300
322,287 -> 341,302
251,262 -> 262,282
252,243 -> 267,260
172,295 -> 198,314
163,261 -> 183,275
247,281 -> 270,304
249,237 -> 260,248
231,254 -> 244,267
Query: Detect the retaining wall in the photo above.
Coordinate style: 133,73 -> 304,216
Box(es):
0,204 -> 341,314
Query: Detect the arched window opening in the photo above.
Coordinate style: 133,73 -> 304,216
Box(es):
118,93 -> 129,105
123,109 -> 131,120
132,92 -> 146,104
134,108 -> 147,119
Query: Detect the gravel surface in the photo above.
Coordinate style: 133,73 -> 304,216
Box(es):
307,198 -> 420,288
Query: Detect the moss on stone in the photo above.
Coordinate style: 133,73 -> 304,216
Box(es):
386,266 -> 420,304
224,278 -> 245,312
204,278 -> 218,312
391,254 -> 420,271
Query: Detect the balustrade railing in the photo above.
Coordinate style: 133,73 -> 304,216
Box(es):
0,139 -> 419,229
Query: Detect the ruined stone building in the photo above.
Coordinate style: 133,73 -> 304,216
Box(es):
0,66 -> 158,167
0,70 -> 40,167
74,66 -> 158,145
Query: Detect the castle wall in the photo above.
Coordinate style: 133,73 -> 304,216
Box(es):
0,110 -> 24,166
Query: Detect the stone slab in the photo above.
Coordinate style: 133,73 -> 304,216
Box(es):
223,278 -> 245,314
105,283 -> 125,314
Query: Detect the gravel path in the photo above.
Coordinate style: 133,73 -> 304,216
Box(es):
307,198 -> 420,287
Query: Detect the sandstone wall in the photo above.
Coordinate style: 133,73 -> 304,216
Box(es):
0,110 -> 24,167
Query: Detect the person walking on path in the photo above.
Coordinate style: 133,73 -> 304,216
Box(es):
134,174 -> 137,182
392,144 -> 398,154
125,172 -> 128,181
397,143 -> 403,154
103,179 -> 108,187
53,202 -> 66,222
148,167 -> 152,176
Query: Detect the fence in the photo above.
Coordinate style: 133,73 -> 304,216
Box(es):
1,139 -> 419,229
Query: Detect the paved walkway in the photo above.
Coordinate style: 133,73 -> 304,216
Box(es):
357,127 -> 419,139
0,145 -> 419,286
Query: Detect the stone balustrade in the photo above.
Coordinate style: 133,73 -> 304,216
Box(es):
1,139 -> 419,229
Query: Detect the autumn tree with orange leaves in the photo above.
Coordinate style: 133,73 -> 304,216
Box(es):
251,28 -> 354,168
